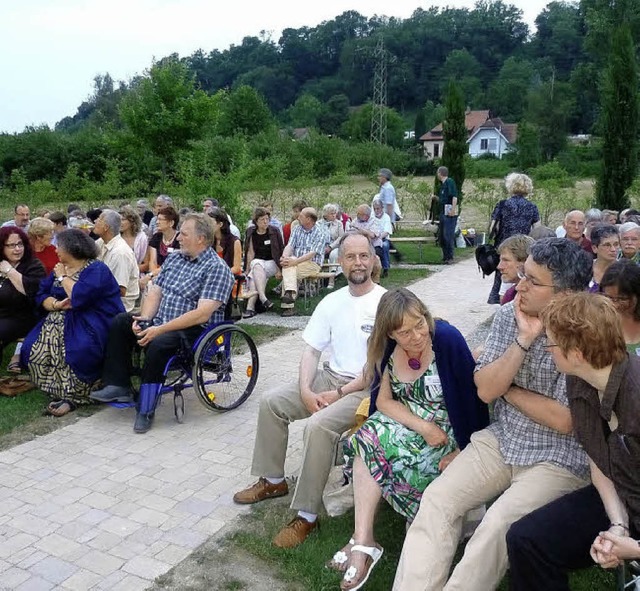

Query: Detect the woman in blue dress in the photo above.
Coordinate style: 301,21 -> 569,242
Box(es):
21,229 -> 124,416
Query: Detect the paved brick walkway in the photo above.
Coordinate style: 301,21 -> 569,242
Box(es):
0,256 -> 496,590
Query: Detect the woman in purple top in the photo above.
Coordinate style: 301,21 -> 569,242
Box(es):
588,224 -> 619,293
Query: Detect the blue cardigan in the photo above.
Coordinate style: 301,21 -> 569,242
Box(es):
368,319 -> 489,450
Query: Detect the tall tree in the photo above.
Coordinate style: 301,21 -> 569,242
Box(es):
119,58 -> 219,184
437,80 -> 467,202
596,23 -> 639,209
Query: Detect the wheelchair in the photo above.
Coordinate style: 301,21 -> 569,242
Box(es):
618,560 -> 640,591
131,320 -> 259,423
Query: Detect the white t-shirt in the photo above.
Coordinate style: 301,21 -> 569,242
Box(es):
303,284 -> 386,378
96,235 -> 140,312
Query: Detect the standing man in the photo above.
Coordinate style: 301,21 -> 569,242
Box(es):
2,205 -> 30,230
436,166 -> 458,264
233,232 -> 385,547
393,238 -> 593,591
378,168 -> 398,223
90,214 -> 234,433
93,210 -> 140,313
279,207 -> 325,317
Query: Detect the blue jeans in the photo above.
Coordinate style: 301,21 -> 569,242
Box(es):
440,214 -> 457,262
376,240 -> 391,270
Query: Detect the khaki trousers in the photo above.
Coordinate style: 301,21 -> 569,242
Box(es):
251,368 -> 368,514
281,260 -> 321,297
393,428 -> 588,591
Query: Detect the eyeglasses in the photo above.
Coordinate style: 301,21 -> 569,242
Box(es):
598,242 -> 619,249
5,242 -> 24,249
543,338 -> 559,350
517,271 -> 555,288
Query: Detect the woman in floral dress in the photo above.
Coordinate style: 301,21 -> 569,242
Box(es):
331,288 -> 489,591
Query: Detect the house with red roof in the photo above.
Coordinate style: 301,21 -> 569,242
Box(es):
419,110 -> 518,160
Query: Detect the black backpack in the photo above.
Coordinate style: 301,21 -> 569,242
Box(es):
475,244 -> 500,277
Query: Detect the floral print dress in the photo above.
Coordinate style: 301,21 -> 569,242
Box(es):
344,355 -> 457,521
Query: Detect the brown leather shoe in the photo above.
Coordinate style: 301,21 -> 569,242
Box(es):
273,516 -> 318,548
233,477 -> 289,505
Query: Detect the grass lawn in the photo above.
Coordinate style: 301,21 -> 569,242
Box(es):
229,500 -> 616,590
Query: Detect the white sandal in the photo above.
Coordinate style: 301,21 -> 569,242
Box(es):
326,538 -> 355,571
341,544 -> 384,591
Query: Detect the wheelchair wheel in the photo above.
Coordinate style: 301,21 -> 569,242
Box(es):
192,324 -> 259,412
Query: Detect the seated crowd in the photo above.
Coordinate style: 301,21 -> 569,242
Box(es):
1,184 -> 639,590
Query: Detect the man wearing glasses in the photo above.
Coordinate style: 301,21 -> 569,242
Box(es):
394,238 -> 594,591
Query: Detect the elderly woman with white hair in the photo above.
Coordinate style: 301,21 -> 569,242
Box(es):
319,203 -> 345,289
487,172 -> 541,304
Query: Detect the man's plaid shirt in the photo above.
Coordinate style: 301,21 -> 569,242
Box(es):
476,301 -> 589,480
154,247 -> 234,327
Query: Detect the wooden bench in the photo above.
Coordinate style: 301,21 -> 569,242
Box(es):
302,272 -> 336,309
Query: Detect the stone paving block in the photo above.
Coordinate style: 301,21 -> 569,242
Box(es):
34,533 -> 83,559
14,575 -> 55,591
47,501 -> 92,525
2,566 -> 31,587
93,568 -> 127,589
57,521 -> 95,541
78,508 -> 111,526
9,514 -> 58,537
129,507 -> 170,528
0,557 -> 11,573
28,501 -> 64,519
98,515 -> 143,537
127,526 -> 164,546
161,527 -> 208,549
192,517 -> 225,536
82,491 -> 119,510
5,545 -> 37,566
17,550 -> 47,569
128,475 -> 161,492
88,531 -> 123,552
135,493 -> 176,513
60,568 -> 103,591
0,497 -> 25,517
0,450 -> 24,464
154,542 -> 191,564
107,466 -> 145,484
75,549 -> 124,577
109,540 -> 147,561
110,574 -> 151,591
122,555 -> 170,580
30,555 -> 78,584
110,501 -> 143,519
173,497 -> 216,518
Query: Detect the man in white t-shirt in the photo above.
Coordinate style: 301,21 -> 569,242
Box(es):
234,232 -> 385,548
94,210 -> 140,313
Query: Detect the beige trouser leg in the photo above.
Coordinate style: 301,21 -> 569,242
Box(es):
281,261 -> 321,297
251,368 -> 368,514
393,429 -> 588,591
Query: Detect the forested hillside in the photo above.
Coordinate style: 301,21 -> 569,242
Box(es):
1,0 -> 639,210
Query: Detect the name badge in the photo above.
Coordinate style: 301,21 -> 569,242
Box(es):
423,375 -> 441,387
264,240 -> 271,245
166,247 -> 175,254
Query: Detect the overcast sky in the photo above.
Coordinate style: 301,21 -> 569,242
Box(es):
0,0 -> 550,134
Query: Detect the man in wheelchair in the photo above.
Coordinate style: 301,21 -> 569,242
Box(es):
91,213 -> 234,433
